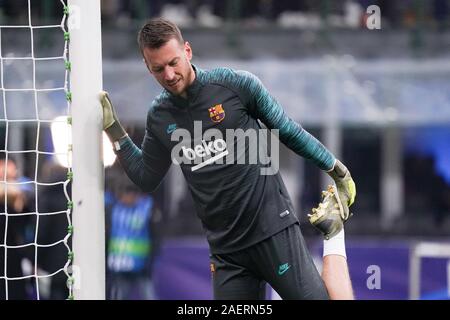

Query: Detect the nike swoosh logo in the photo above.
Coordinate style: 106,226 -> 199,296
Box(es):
167,126 -> 177,134
278,265 -> 291,276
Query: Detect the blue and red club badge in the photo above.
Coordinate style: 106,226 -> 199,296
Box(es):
208,104 -> 225,123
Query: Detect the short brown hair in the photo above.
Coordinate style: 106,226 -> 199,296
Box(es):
137,18 -> 184,53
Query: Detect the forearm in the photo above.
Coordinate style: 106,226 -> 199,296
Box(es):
100,91 -> 171,193
322,255 -> 354,300
255,92 -> 336,170
279,123 -> 335,171
115,136 -> 166,193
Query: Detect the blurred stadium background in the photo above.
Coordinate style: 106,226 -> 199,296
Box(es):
1,0 -> 450,299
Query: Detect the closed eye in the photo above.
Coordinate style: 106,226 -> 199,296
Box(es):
169,58 -> 179,67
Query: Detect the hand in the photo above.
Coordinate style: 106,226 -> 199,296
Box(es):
327,159 -> 356,221
99,91 -> 127,141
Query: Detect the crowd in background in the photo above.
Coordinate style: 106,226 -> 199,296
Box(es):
0,0 -> 448,30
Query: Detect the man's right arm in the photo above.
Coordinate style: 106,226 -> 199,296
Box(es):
100,91 -> 171,193
114,133 -> 171,193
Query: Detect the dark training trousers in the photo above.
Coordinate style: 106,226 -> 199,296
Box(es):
210,223 -> 329,300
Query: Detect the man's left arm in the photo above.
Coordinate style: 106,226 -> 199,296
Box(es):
235,70 -> 356,219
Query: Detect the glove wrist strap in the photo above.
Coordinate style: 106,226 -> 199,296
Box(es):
327,159 -> 348,180
105,121 -> 127,144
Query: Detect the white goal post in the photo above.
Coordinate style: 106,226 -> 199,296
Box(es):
409,242 -> 450,300
69,0 -> 105,300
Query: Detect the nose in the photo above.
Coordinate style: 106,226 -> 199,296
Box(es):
164,67 -> 176,82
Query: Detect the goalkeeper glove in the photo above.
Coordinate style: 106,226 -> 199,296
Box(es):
99,91 -> 127,142
326,159 -> 356,221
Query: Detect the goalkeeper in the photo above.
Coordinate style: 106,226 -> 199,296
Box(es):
101,18 -> 356,299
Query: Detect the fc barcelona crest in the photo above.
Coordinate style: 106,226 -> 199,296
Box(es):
208,104 -> 225,123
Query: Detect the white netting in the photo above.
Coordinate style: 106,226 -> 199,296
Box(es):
0,0 -> 73,300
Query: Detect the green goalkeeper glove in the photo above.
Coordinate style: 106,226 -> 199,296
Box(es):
327,159 -> 356,221
99,91 -> 127,142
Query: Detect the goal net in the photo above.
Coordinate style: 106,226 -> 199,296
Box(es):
0,0 -> 105,300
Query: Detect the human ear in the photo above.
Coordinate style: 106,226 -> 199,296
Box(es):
184,41 -> 193,61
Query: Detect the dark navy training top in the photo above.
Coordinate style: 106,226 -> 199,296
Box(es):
114,65 -> 335,254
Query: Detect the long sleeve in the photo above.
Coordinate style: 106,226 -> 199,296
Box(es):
235,70 -> 335,171
115,126 -> 172,193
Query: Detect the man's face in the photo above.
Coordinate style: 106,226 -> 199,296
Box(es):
142,38 -> 194,97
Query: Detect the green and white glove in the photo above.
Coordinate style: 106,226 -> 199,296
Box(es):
327,159 -> 356,221
99,91 -> 127,142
